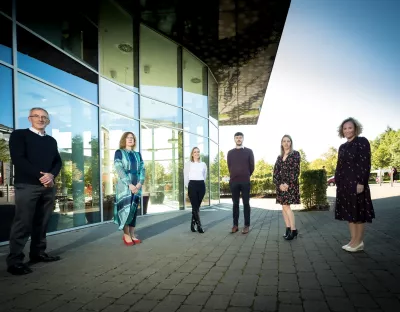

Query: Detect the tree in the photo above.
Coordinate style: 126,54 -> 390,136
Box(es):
253,159 -> 273,178
0,139 -> 10,162
298,149 -> 309,174
309,147 -> 338,176
371,127 -> 400,169
219,151 -> 229,177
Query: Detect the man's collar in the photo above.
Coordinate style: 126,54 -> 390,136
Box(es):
235,145 -> 245,149
29,127 -> 46,136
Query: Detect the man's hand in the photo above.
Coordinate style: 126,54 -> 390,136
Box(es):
44,180 -> 54,188
356,184 -> 364,194
40,172 -> 54,185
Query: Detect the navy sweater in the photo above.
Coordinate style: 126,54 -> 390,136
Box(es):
227,147 -> 255,183
9,129 -> 62,185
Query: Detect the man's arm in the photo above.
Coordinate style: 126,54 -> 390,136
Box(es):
9,130 -> 42,179
227,150 -> 231,174
249,149 -> 255,176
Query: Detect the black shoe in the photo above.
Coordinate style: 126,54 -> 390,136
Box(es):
283,227 -> 291,238
191,215 -> 196,232
29,253 -> 61,263
7,263 -> 33,275
193,211 -> 204,234
284,229 -> 298,241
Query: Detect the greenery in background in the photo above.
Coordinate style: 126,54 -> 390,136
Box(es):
371,127 -> 400,169
0,139 -> 10,163
300,169 -> 328,209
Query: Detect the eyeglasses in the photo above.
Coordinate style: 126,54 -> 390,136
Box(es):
29,115 -> 49,121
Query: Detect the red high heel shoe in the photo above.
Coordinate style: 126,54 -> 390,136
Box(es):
132,237 -> 141,244
123,235 -> 134,246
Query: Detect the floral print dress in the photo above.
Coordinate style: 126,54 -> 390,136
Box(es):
334,136 -> 375,223
273,150 -> 301,205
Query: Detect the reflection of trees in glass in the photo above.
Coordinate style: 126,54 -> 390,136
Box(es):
144,161 -> 166,189
0,139 -> 10,163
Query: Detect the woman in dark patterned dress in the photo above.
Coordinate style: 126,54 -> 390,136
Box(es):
273,135 -> 301,240
335,117 -> 375,252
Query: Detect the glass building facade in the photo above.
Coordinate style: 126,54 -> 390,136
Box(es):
0,0 -> 219,244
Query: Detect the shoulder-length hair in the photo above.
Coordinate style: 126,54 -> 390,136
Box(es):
119,132 -> 137,150
280,134 -> 293,157
190,147 -> 200,162
337,117 -> 363,138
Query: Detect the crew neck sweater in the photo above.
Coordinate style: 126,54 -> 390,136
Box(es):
227,147 -> 255,183
9,129 -> 62,185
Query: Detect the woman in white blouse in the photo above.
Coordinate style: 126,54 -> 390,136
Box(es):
184,147 -> 207,233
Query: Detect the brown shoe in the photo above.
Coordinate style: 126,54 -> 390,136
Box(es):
242,226 -> 249,234
231,226 -> 239,233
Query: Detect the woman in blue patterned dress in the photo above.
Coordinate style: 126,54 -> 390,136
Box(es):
335,117 -> 375,252
114,132 -> 145,246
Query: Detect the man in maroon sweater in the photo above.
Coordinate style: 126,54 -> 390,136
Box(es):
227,132 -> 255,234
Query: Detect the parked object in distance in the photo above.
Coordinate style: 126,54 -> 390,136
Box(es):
327,176 -> 335,186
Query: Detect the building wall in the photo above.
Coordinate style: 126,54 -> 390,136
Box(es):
0,0 -> 219,244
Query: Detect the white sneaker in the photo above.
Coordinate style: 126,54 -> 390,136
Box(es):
345,242 -> 364,252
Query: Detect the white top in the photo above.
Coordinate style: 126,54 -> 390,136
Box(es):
184,161 -> 207,188
29,127 -> 46,136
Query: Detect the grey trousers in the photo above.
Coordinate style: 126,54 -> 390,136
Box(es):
6,183 -> 56,267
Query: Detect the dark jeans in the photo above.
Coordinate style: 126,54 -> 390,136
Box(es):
188,180 -> 206,221
6,183 -> 56,267
230,181 -> 251,226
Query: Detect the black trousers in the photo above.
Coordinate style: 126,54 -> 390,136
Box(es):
6,183 -> 56,267
230,181 -> 251,226
188,180 -> 206,222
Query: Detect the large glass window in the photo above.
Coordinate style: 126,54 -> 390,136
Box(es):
17,26 -> 98,103
100,78 -> 139,118
141,124 -> 184,214
209,121 -> 218,144
99,0 -> 137,91
16,0 -> 98,69
0,64 -> 14,244
17,73 -> 100,231
140,25 -> 179,105
101,110 -> 140,220
0,14 -> 12,64
210,141 -> 220,205
208,70 -> 218,126
183,110 -> 208,137
184,133 -> 210,207
141,96 -> 182,128
183,50 -> 208,117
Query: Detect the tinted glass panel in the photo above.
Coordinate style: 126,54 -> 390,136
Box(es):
17,73 -> 101,231
100,77 -> 139,118
184,132 -> 209,207
141,123 -> 184,213
0,65 -> 13,128
17,0 -> 98,69
209,121 -> 218,144
210,141 -> 219,205
208,70 -> 218,126
183,110 -> 208,137
0,0 -> 12,16
0,15 -> 12,64
17,26 -> 98,103
141,96 -> 182,128
140,25 -> 179,105
100,0 -> 137,91
183,50 -> 208,117
101,110 -> 140,220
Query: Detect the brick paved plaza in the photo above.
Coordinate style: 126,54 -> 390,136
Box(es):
0,185 -> 400,312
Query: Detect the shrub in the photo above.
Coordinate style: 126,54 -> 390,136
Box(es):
300,169 -> 328,209
220,178 -> 275,196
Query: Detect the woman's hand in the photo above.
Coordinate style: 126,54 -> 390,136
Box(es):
356,184 -> 364,194
129,184 -> 138,194
279,184 -> 288,192
136,183 -> 142,190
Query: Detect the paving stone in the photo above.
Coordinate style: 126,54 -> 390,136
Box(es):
184,292 -> 211,306
303,300 -> 330,312
129,299 -> 158,312
230,293 -> 254,307
82,297 -> 115,311
253,295 -> 277,311
278,303 -> 304,312
205,294 -> 231,310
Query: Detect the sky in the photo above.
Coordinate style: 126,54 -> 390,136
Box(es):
219,0 -> 400,164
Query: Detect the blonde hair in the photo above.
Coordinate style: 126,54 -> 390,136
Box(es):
190,147 -> 200,162
119,132 -> 137,150
338,117 -> 363,138
280,135 -> 293,157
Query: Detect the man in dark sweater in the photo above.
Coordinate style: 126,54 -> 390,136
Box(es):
227,132 -> 255,234
6,107 -> 62,275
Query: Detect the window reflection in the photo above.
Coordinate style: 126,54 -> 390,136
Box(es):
141,123 -> 184,213
183,50 -> 208,117
16,0 -> 98,69
99,0 -> 137,91
209,121 -> 218,144
184,133 -> 210,207
17,26 -> 98,103
210,141 -> 220,205
17,73 -> 100,231
183,110 -> 208,137
141,96 -> 182,128
0,65 -> 13,128
140,25 -> 179,105
0,14 -> 12,64
101,110 -> 140,220
100,77 -> 139,118
208,70 -> 219,126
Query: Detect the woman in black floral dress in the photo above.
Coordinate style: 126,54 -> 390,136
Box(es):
273,135 -> 301,240
335,117 -> 375,252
